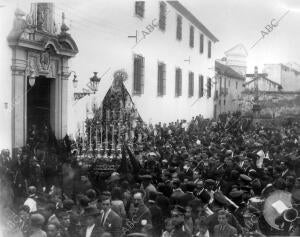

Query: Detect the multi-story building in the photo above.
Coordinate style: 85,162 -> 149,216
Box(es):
127,1 -> 218,123
2,1 -> 219,149
67,1 -> 219,135
214,60 -> 245,118
263,63 -> 300,92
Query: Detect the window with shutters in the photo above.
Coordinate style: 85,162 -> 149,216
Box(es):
175,68 -> 182,97
157,62 -> 166,96
207,77 -> 212,98
208,40 -> 211,58
199,75 -> 204,97
176,15 -> 182,40
133,54 -> 144,95
200,34 -> 204,54
135,1 -> 145,18
188,72 -> 194,97
159,2 -> 167,31
189,26 -> 194,48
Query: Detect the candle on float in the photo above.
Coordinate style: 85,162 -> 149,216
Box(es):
112,124 -> 115,150
106,109 -> 110,121
99,106 -> 103,120
95,126 -> 98,149
100,126 -> 103,147
89,125 -> 92,150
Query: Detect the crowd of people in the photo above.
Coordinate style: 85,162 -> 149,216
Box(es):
1,112 -> 300,237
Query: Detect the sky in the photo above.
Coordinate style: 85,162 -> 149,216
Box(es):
1,0 -> 300,75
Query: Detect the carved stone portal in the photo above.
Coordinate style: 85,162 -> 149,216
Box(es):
7,2 -> 78,150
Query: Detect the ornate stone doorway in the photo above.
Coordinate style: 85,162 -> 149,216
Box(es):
7,2 -> 78,150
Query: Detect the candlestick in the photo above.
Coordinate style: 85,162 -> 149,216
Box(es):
105,123 -> 108,149
106,109 -> 110,121
89,124 -> 92,152
100,126 -> 103,148
112,123 -> 115,151
95,126 -> 98,150
99,106 -> 103,120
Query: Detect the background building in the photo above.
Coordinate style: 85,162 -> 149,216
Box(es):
263,63 -> 300,92
244,76 -> 281,92
214,60 -> 245,118
68,0 -> 219,137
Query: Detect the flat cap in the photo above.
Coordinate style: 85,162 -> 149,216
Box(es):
172,205 -> 186,215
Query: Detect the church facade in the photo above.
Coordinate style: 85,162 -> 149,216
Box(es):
7,3 -> 78,150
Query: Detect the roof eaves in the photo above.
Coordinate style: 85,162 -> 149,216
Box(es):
167,1 -> 218,42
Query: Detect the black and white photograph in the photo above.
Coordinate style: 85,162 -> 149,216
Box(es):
0,0 -> 300,236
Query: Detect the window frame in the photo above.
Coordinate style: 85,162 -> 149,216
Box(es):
175,67 -> 182,97
159,1 -> 167,31
200,34 -> 204,54
135,1 -> 145,18
133,54 -> 145,95
189,25 -> 194,48
198,75 -> 204,98
157,62 -> 166,96
176,15 -> 182,41
188,72 -> 194,97
207,77 -> 212,98
208,40 -> 212,58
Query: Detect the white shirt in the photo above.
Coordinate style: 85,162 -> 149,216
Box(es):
85,223 -> 95,237
24,197 -> 37,213
101,208 -> 111,226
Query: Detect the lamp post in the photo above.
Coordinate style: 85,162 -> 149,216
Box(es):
88,72 -> 101,93
27,70 -> 36,87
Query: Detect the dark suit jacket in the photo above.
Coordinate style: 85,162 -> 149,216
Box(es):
81,225 -> 104,237
179,192 -> 195,207
206,209 -> 242,235
148,202 -> 163,237
128,204 -> 152,233
98,209 -> 122,237
170,189 -> 185,205
213,223 -> 237,237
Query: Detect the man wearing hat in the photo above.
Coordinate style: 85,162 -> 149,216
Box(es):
24,186 -> 37,213
82,207 -> 104,237
30,213 -> 47,237
128,191 -> 152,233
170,205 -> 190,237
56,209 -> 71,237
206,191 -> 242,236
213,210 -> 237,237
170,179 -> 184,205
179,181 -> 196,207
98,195 -> 122,237
140,174 -> 157,197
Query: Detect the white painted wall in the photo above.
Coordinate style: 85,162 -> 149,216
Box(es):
263,64 -> 300,92
281,67 -> 300,92
0,1 -> 217,149
214,75 -> 244,116
263,64 -> 282,85
68,0 -> 217,133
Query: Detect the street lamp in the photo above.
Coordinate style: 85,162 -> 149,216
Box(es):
88,72 -> 101,93
28,71 -> 36,87
66,70 -> 78,89
72,74 -> 78,89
